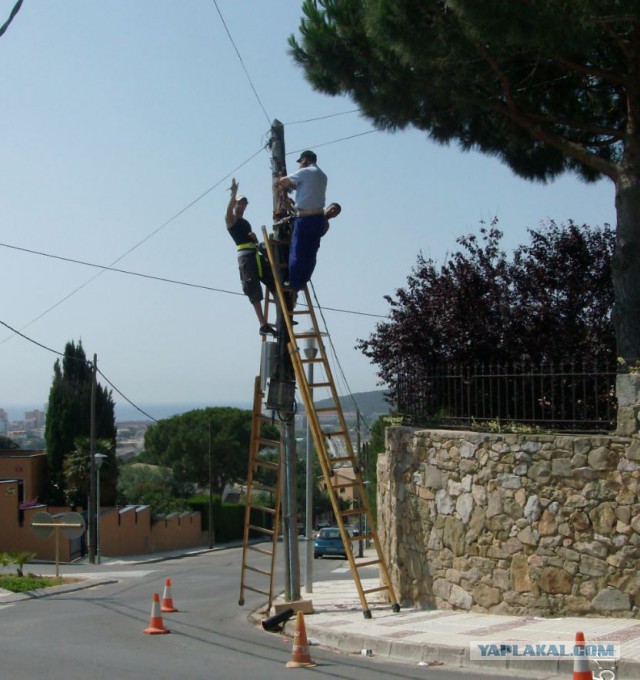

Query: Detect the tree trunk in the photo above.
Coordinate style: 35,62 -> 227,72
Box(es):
613,168 -> 640,363
614,148 -> 640,435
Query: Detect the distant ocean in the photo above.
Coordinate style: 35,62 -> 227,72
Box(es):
114,401 -> 252,422
2,401 -> 252,424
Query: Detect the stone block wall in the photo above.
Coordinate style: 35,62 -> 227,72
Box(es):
378,427 -> 640,617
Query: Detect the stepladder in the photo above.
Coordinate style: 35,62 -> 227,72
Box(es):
238,375 -> 283,614
260,224 -> 401,618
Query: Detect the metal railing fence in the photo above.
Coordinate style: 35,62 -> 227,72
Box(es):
395,359 -> 617,432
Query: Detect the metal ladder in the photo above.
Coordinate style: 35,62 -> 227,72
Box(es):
261,226 -> 400,619
238,375 -> 283,614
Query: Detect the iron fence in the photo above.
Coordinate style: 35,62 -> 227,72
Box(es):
395,360 -> 618,432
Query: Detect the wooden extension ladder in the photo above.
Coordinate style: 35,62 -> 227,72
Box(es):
261,226 -> 400,619
238,375 -> 283,614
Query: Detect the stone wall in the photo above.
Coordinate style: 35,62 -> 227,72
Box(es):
378,427 -> 640,617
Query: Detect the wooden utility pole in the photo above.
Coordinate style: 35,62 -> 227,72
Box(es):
267,119 -> 300,602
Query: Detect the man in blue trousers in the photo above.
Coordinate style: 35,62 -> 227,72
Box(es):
275,150 -> 328,291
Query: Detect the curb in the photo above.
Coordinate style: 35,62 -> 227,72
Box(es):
252,608 -> 631,679
0,577 -> 118,603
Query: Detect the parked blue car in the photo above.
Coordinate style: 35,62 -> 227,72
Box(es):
314,527 -> 347,559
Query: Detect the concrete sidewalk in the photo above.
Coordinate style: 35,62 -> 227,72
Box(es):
272,558 -> 639,679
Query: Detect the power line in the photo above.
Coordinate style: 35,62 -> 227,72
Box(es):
0,0 -> 23,38
288,129 -> 381,156
0,144 -> 266,344
211,0 -> 271,125
0,316 -> 159,422
0,241 -> 388,320
309,282 -> 373,434
284,109 -> 362,125
0,318 -> 65,359
96,368 -> 158,423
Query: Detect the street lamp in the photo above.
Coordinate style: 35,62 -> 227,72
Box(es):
362,480 -> 371,550
94,453 -> 107,565
303,333 -> 319,594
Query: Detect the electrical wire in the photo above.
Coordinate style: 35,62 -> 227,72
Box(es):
211,0 -> 271,126
308,282 -> 373,434
96,367 -> 158,423
0,317 -> 158,422
0,0 -> 23,38
288,129 -> 381,157
284,109 -> 362,125
0,144 -> 267,345
0,241 -> 389,319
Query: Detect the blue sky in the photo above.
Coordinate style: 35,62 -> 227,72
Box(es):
0,1 -> 616,421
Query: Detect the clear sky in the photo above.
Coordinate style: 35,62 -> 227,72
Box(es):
0,1 -> 616,421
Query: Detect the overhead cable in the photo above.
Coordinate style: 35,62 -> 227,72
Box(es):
0,241 -> 388,319
211,0 -> 271,125
0,144 -> 266,344
309,282 -> 373,434
0,316 -> 159,423
0,0 -> 23,38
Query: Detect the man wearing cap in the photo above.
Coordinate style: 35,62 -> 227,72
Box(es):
274,150 -> 328,291
225,177 -> 276,336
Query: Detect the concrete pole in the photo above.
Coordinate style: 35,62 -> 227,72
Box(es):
303,342 -> 318,593
88,354 -> 97,564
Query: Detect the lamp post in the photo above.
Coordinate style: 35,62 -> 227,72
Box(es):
362,480 -> 371,550
303,333 -> 319,594
94,453 -> 107,565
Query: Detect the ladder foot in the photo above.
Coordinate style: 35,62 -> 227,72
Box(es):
238,598 -> 245,606
392,603 -> 401,613
363,609 -> 372,620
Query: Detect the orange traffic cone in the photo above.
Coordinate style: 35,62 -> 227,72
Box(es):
573,631 -> 593,679
161,578 -> 178,613
286,611 -> 316,668
143,593 -> 170,635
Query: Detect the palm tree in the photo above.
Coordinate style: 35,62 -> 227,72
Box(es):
63,437 -> 112,508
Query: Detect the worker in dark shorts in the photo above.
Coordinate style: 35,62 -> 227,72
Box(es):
225,178 -> 276,336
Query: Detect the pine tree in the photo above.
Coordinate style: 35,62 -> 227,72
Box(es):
44,341 -> 117,505
289,1 -> 639,361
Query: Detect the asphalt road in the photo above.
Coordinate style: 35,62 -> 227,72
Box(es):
0,547 -> 513,679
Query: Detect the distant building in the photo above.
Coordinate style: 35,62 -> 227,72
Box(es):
0,409 -> 7,434
24,409 -> 45,429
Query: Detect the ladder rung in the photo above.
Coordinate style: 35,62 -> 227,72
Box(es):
292,309 -> 310,316
363,585 -> 391,595
331,481 -> 360,490
250,482 -> 276,494
248,545 -> 274,557
243,585 -> 270,597
355,560 -> 381,569
330,457 -> 354,465
249,525 -> 274,536
350,532 -> 375,542
341,508 -> 366,517
324,430 -> 346,438
301,358 -> 323,364
310,382 -> 331,388
255,459 -> 278,470
293,332 -> 320,340
249,504 -> 276,515
316,407 -> 338,413
245,565 -> 272,576
258,438 -> 280,448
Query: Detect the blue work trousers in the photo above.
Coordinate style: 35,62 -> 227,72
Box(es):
288,214 -> 324,291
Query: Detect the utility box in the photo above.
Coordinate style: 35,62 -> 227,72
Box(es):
266,379 -> 296,412
261,341 -> 277,392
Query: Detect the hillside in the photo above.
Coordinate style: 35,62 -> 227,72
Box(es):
312,390 -> 393,419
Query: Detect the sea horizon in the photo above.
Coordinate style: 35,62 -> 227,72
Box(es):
1,401 -> 253,424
